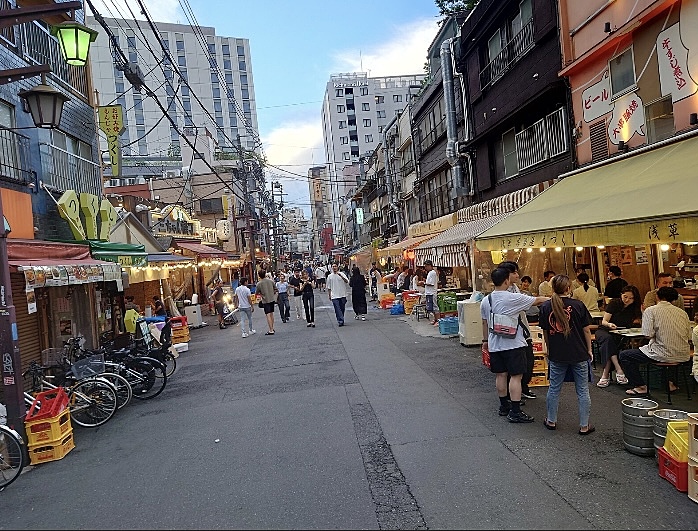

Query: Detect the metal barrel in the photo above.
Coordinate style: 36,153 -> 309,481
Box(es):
652,409 -> 689,456
621,398 -> 658,457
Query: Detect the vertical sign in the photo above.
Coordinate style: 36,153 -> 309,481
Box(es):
98,105 -> 125,178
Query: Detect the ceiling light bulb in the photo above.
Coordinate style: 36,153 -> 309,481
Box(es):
539,247 -> 546,253
597,245 -> 605,249
526,248 -> 533,253
575,246 -> 583,252
660,244 -> 670,251
555,247 -> 562,252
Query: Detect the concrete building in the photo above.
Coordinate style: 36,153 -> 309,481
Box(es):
307,165 -> 332,257
321,72 -> 426,240
87,16 -> 260,184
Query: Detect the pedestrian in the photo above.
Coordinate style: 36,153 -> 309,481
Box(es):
152,295 -> 167,317
538,271 -> 555,297
538,274 -> 595,435
233,277 -> 255,338
327,262 -> 350,326
256,269 -> 278,335
480,267 -> 548,423
301,270 -> 315,327
314,264 -> 327,291
211,280 -> 227,329
519,275 -> 539,324
125,295 -> 141,313
369,262 -> 381,301
276,272 -> 290,323
288,269 -> 304,320
418,260 -> 440,326
350,265 -> 368,320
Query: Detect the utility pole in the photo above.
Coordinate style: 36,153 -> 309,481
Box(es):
271,181 -> 283,272
236,134 -> 256,282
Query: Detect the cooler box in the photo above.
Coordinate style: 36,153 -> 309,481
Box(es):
184,304 -> 203,328
458,300 -> 483,346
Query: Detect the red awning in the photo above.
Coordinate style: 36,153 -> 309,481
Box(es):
8,258 -> 114,272
176,241 -> 227,258
7,239 -> 92,261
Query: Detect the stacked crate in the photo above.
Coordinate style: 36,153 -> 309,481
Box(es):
687,414 -> 698,502
170,316 -> 190,343
658,420 -> 690,493
24,388 -> 75,465
528,326 -> 550,388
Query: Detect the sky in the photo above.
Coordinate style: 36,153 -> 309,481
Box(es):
89,0 -> 443,216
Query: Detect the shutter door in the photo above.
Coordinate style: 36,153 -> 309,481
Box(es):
10,273 -> 41,373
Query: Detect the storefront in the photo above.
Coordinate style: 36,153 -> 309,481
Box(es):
475,135 -> 698,298
348,244 -> 375,275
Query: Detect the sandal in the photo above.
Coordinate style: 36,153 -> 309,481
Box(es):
596,377 -> 610,388
543,419 -> 556,431
579,425 -> 595,436
625,388 -> 648,396
616,374 -> 629,385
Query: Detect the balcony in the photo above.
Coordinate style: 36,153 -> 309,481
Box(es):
480,18 -> 534,90
401,158 -> 415,179
40,143 -> 101,196
0,129 -> 31,185
515,107 -> 568,171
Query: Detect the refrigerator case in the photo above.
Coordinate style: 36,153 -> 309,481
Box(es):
458,300 -> 483,346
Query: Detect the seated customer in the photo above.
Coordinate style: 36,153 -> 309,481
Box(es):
642,272 -> 685,311
572,273 -> 600,312
619,287 -> 691,396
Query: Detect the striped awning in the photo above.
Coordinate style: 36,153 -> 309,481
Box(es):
376,233 -> 441,258
415,213 -> 511,267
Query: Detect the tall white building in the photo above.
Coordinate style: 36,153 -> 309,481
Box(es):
87,16 -> 260,182
321,72 -> 426,239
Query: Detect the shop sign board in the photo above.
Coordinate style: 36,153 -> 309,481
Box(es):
98,254 -> 147,267
98,105 -> 125,178
57,190 -> 118,241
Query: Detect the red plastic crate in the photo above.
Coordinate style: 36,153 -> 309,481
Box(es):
657,446 -> 688,492
169,316 -> 188,329
25,387 -> 69,422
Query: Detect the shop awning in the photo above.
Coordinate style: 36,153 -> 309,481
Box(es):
376,233 -> 441,258
176,241 -> 228,258
476,135 -> 698,251
88,241 -> 148,267
147,253 -> 193,262
415,213 -> 511,267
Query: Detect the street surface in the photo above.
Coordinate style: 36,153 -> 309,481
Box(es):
2,297 -> 698,529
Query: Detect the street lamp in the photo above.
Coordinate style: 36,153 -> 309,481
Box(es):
51,21 -> 99,66
18,74 -> 70,128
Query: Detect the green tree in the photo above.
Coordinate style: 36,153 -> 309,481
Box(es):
435,0 -> 478,17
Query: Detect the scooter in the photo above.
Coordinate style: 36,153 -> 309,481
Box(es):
221,293 -> 239,326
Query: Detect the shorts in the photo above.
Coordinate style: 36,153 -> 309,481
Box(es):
262,302 -> 275,314
215,302 -> 226,316
318,278 -> 326,285
425,294 -> 435,312
489,346 -> 527,376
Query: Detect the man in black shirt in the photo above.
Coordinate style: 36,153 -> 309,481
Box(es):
288,270 -> 304,320
604,266 -> 628,299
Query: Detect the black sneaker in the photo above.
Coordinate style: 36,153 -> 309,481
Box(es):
507,410 -> 535,423
498,406 -> 511,417
521,390 -> 537,399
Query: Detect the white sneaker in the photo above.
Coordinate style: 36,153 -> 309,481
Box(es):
249,329 -> 256,335
241,332 -> 248,338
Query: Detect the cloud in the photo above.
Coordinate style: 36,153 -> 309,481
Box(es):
88,0 -> 182,24
331,18 -> 440,77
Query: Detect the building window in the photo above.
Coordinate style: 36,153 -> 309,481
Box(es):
208,42 -> 216,54
362,102 -> 370,111
243,101 -> 251,112
199,198 -> 224,214
360,87 -> 369,96
363,118 -> 371,127
343,152 -> 350,160
376,110 -> 386,119
175,35 -> 184,51
177,55 -> 186,67
241,87 -> 249,99
239,60 -> 247,71
645,96 -> 674,144
223,59 -> 231,70
340,136 -> 349,144
365,134 -> 373,143
336,88 -> 344,97
338,120 -> 346,129
212,87 -> 221,98
609,48 -> 636,96
502,128 -> 518,179
337,104 -> 345,113
393,94 -> 402,103
237,45 -> 245,55
375,95 -> 384,104
222,43 -> 230,55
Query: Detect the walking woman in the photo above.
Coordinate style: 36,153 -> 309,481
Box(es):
301,270 -> 315,327
276,273 -> 290,323
350,266 -> 368,320
538,275 -> 595,435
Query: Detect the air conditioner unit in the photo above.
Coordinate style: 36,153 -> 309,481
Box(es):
137,177 -> 146,185
163,170 -> 178,180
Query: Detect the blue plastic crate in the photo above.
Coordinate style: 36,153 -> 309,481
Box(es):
438,316 -> 459,335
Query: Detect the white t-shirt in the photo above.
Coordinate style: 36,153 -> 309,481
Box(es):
326,272 -> 349,299
234,285 -> 252,309
480,290 -> 536,351
315,267 -> 326,280
424,270 -> 438,295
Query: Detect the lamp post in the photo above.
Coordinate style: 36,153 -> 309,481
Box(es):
0,1 -> 96,432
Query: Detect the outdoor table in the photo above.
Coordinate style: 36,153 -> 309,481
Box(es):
610,327 -> 647,349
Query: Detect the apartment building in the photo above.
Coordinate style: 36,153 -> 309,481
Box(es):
307,165 -> 333,257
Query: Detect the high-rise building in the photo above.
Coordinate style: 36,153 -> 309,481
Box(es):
307,165 -> 332,257
87,16 -> 260,184
321,72 -> 425,239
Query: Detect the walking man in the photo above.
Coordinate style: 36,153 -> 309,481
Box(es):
418,260 -> 440,325
211,280 -> 227,330
256,269 -> 278,335
327,263 -> 350,326
233,277 -> 255,338
314,263 -> 327,291
288,269 -> 304,320
481,268 -> 548,423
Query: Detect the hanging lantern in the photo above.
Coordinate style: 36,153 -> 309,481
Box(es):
18,80 -> 70,129
216,220 -> 232,241
51,21 -> 99,67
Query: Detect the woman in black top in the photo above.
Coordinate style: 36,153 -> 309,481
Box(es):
538,275 -> 594,434
595,285 -> 642,388
301,270 -> 315,327
349,266 -> 368,320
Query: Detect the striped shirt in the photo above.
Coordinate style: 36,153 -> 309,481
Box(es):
639,301 -> 691,362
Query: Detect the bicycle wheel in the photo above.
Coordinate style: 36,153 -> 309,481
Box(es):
97,372 -> 133,409
0,427 -> 24,490
127,357 -> 167,400
69,378 -> 118,427
161,352 -> 176,378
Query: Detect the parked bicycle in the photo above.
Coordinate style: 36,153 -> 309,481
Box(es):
0,424 -> 24,490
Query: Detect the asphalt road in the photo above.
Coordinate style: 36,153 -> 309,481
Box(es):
2,295 -> 698,529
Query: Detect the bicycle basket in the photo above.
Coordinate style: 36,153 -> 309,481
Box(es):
70,353 -> 105,379
41,348 -> 68,368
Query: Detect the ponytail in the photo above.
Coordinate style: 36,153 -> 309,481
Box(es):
551,275 -> 572,337
578,272 -> 590,293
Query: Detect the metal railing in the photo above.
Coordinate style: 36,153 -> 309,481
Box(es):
416,114 -> 447,156
419,181 -> 454,222
480,19 -> 534,90
515,107 -> 568,171
400,158 -> 415,179
40,143 -> 101,196
0,128 -> 31,184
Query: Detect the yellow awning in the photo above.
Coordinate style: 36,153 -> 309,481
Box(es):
476,135 -> 698,251
376,233 -> 441,258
